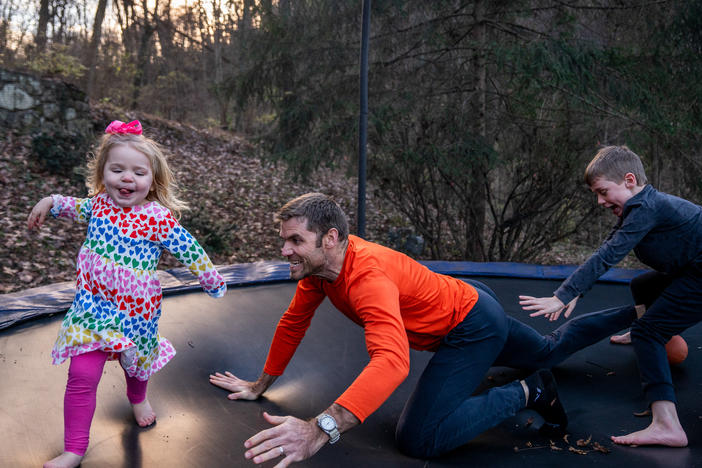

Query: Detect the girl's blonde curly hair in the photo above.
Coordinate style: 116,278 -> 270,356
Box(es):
86,133 -> 188,218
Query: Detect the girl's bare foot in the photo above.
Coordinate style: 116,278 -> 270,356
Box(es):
132,398 -> 156,427
44,451 -> 83,468
610,330 -> 631,344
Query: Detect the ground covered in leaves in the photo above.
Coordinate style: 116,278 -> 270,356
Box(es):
0,105 -> 404,294
1,105 -> 643,295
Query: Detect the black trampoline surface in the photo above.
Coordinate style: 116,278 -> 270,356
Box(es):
2,270 -> 701,467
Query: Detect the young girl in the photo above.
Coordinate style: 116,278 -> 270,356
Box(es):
27,120 -> 227,468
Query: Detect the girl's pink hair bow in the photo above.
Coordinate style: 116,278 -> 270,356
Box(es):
105,120 -> 142,135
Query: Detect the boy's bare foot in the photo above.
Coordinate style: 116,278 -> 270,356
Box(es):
610,331 -> 631,344
43,451 -> 83,468
611,400 -> 688,447
132,398 -> 156,427
611,422 -> 688,447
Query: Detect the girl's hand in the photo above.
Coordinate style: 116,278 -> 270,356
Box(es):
27,197 -> 54,230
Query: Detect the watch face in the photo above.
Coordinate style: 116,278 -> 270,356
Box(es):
320,416 -> 335,430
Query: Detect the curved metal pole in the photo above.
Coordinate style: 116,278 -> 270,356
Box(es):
357,0 -> 370,238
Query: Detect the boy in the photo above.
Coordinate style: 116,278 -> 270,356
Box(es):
520,145 -> 702,447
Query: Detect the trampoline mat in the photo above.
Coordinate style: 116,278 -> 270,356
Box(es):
1,276 -> 700,467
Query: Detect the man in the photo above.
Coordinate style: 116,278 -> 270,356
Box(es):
210,193 -> 637,465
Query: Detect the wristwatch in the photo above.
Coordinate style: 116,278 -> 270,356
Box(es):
316,413 -> 340,444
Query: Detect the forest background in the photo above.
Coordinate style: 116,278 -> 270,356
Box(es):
1,0 -> 701,294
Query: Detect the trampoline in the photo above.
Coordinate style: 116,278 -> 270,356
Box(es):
1,261 -> 700,468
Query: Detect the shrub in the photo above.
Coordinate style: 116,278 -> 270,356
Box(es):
31,130 -> 91,183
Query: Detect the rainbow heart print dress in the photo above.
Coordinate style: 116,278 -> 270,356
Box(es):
49,192 -> 226,380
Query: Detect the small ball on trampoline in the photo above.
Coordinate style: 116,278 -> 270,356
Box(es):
666,335 -> 688,365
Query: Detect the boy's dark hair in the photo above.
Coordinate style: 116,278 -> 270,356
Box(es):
584,145 -> 648,186
276,193 -> 349,246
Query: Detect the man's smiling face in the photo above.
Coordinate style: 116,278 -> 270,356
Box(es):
279,217 -> 327,280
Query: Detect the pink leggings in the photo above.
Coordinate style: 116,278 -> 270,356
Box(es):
64,350 -> 148,456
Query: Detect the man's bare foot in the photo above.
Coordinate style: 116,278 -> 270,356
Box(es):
610,331 -> 631,344
43,451 -> 83,468
132,398 -> 156,427
611,400 -> 688,447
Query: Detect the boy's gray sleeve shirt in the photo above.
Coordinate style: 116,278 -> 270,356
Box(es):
554,190 -> 655,305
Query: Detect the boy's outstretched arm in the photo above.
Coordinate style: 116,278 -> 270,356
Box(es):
519,295 -> 578,321
27,196 -> 54,230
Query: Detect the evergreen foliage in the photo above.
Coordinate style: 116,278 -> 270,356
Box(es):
230,0 -> 702,261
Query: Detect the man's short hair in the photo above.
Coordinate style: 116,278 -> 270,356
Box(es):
276,193 -> 349,245
584,145 -> 648,186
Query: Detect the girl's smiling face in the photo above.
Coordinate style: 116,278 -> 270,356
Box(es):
102,144 -> 154,208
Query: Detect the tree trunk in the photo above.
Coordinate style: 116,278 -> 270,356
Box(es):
467,0 -> 488,260
240,0 -> 253,30
213,0 -> 227,127
86,0 -> 108,99
35,0 -> 50,52
156,0 -> 174,61
131,0 -> 157,108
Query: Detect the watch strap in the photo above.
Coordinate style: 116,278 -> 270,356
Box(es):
328,426 -> 340,444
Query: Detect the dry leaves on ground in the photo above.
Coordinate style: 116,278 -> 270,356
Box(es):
1,105 -> 403,294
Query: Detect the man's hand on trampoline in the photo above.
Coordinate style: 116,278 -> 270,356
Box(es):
519,295 -> 578,321
209,371 -> 274,400
244,411 -> 326,467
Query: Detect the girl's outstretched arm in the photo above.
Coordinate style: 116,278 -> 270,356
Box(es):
158,210 -> 227,297
32,194 -> 93,225
27,196 -> 54,230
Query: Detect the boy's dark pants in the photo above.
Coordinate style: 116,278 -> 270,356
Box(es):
630,266 -> 702,403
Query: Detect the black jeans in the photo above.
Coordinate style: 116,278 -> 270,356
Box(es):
629,268 -> 702,403
395,280 -> 636,458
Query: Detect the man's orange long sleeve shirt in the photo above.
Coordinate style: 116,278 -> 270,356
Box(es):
263,235 -> 479,422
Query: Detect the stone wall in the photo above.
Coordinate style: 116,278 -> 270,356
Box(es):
0,68 -> 90,135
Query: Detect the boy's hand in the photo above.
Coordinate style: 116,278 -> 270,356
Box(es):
27,196 -> 54,230
519,295 -> 578,321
